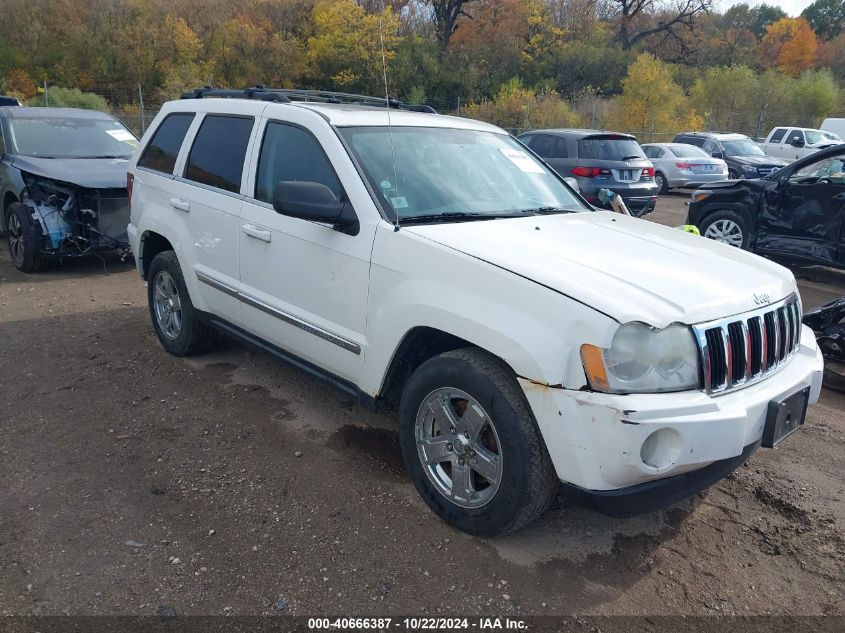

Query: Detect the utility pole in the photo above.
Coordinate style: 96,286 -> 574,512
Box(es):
44,81 -> 48,107
138,83 -> 146,134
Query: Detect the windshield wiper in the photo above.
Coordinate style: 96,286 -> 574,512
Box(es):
518,206 -> 577,215
77,155 -> 129,159
621,155 -> 643,161
402,211 -> 534,224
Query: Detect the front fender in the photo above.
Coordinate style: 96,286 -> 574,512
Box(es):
362,223 -> 618,397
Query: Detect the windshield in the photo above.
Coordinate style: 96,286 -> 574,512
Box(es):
578,137 -> 645,160
668,144 -> 708,158
806,130 -> 840,144
721,139 -> 764,157
8,116 -> 138,158
339,126 -> 586,221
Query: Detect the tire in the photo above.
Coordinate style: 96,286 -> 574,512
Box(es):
147,250 -> 217,356
699,210 -> 751,249
5,202 -> 47,273
398,348 -> 558,536
728,169 -> 739,180
655,172 -> 669,194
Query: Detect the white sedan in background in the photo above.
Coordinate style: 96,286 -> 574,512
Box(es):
642,143 -> 728,193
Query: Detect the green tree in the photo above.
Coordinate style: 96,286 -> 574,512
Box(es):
26,86 -> 108,111
802,0 -> 845,40
790,69 -> 839,126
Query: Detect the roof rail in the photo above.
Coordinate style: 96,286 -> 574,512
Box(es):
180,85 -> 437,113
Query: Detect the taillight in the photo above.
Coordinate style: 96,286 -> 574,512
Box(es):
127,173 -> 134,211
675,162 -> 693,170
642,167 -> 654,177
572,166 -> 610,178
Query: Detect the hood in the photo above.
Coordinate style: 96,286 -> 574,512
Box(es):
12,156 -> 129,189
405,212 -> 796,328
728,154 -> 787,167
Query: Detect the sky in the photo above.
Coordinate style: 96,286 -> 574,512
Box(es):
717,0 -> 814,16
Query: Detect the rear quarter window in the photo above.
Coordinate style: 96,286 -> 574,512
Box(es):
769,128 -> 787,143
138,113 -> 195,175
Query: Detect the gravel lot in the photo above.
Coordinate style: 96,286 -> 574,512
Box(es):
1,196 -> 843,619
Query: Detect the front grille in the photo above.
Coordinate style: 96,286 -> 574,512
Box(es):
758,167 -> 777,176
693,295 -> 801,394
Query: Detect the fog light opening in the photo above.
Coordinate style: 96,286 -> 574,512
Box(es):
640,428 -> 683,470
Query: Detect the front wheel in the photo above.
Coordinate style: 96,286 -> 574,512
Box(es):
700,210 -> 750,249
398,348 -> 558,536
5,202 -> 47,273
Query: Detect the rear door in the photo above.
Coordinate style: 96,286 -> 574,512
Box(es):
176,112 -> 259,326
757,150 -> 845,264
766,128 -> 788,158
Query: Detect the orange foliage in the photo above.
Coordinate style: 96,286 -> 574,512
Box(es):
760,17 -> 819,77
4,69 -> 37,99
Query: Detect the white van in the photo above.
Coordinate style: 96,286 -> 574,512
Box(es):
820,118 -> 845,142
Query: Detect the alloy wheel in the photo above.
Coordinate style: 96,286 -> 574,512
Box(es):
415,387 -> 503,509
152,271 -> 183,340
704,218 -> 743,247
7,213 -> 24,268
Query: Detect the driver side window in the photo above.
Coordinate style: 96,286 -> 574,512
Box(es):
791,154 -> 845,183
255,122 -> 342,204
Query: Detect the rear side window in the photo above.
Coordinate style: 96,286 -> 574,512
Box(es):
184,115 -> 254,193
530,135 -> 555,158
769,128 -> 787,143
138,113 -> 194,174
678,135 -> 706,148
254,122 -> 341,204
552,137 -> 568,158
578,137 -> 645,160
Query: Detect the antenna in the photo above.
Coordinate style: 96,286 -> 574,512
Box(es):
379,17 -> 400,232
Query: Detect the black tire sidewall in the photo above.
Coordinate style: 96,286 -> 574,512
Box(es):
398,351 -> 555,536
701,210 -> 751,249
656,172 -> 668,194
147,251 -> 205,356
6,203 -> 46,273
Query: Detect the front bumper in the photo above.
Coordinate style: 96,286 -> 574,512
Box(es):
520,325 -> 823,494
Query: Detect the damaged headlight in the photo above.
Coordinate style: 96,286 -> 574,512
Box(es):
580,323 -> 700,393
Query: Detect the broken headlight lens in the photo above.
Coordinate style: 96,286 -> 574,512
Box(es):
581,323 -> 700,393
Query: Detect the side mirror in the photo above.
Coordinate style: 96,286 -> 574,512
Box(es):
711,151 -> 723,159
790,137 -> 805,148
273,181 -> 358,234
563,176 -> 580,193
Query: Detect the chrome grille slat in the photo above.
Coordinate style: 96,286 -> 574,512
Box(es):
693,294 -> 801,395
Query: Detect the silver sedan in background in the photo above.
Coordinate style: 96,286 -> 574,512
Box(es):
642,143 -> 728,193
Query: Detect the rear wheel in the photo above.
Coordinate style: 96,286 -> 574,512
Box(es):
655,172 -> 669,194
398,348 -> 558,536
5,202 -> 47,273
700,210 -> 750,249
147,250 -> 217,356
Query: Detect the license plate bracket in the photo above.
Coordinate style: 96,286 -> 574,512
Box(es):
762,386 -> 809,448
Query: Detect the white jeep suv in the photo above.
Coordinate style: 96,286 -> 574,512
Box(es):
127,88 -> 824,536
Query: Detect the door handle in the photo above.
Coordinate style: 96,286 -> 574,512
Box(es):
169,198 -> 190,212
241,224 -> 272,243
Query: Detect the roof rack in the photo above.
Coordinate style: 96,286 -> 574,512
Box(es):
180,85 -> 437,113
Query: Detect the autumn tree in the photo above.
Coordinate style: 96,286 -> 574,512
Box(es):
600,0 -> 713,52
609,53 -> 701,139
307,0 -> 400,94
425,0 -> 477,50
760,17 -> 819,77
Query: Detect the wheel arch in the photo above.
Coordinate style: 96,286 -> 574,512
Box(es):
377,326 -> 482,409
698,202 -> 755,234
139,230 -> 175,280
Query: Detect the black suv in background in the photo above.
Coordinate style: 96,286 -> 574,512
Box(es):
687,143 -> 845,269
519,129 -> 658,217
674,132 -> 787,179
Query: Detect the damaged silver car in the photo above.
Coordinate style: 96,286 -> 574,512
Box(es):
0,107 -> 137,272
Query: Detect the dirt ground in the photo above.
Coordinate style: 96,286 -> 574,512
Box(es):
1,196 -> 843,621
